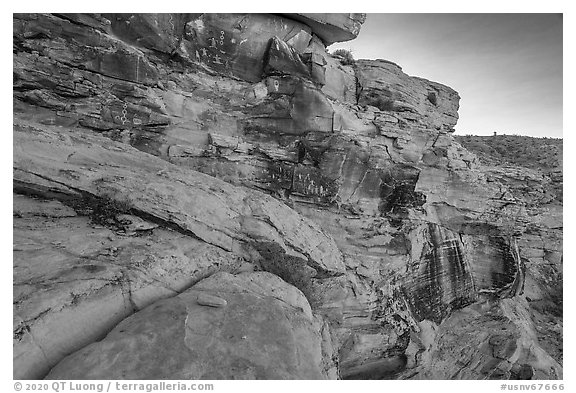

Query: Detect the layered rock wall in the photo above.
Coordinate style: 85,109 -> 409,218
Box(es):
13,13 -> 562,380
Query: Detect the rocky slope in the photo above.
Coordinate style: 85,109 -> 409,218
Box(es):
13,13 -> 562,380
455,134 -> 563,365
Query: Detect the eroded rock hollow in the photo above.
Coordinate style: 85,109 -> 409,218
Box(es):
13,13 -> 562,380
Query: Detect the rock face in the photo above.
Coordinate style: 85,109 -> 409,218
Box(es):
279,13 -> 366,45
455,135 -> 563,365
355,59 -> 460,131
46,272 -> 330,380
13,193 -> 243,380
13,119 -> 342,379
14,120 -> 344,275
13,13 -> 561,380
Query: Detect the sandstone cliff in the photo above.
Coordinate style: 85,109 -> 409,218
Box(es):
13,13 -> 562,380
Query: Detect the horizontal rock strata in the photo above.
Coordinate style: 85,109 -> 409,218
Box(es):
13,13 -> 561,380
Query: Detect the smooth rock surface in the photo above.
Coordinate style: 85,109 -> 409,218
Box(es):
13,120 -> 345,276
46,272 -> 330,380
13,193 -> 243,380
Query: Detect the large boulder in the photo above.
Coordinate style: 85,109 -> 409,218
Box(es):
264,36 -> 311,80
46,272 -> 332,379
280,13 -> 366,46
183,14 -> 313,82
356,59 -> 460,131
13,193 -> 243,380
406,299 -> 562,380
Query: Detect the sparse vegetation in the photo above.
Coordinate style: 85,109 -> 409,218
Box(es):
371,97 -> 395,111
456,134 -> 563,203
254,242 -> 319,306
361,89 -> 397,112
427,92 -> 438,106
67,194 -> 132,230
455,134 -> 562,171
331,48 -> 355,66
363,95 -> 395,111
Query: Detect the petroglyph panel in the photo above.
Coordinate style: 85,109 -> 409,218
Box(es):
292,166 -> 338,202
184,14 -> 313,82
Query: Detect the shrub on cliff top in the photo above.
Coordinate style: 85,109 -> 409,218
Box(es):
363,95 -> 395,112
331,48 -> 355,66
427,92 -> 438,106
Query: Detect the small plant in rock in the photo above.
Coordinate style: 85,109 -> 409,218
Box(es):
67,194 -> 132,230
331,48 -> 355,66
254,242 -> 319,306
364,96 -> 395,111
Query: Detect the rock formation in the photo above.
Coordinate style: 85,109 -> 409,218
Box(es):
13,13 -> 562,380
46,272 -> 331,380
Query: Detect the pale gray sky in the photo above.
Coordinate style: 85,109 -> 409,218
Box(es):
330,14 -> 563,137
